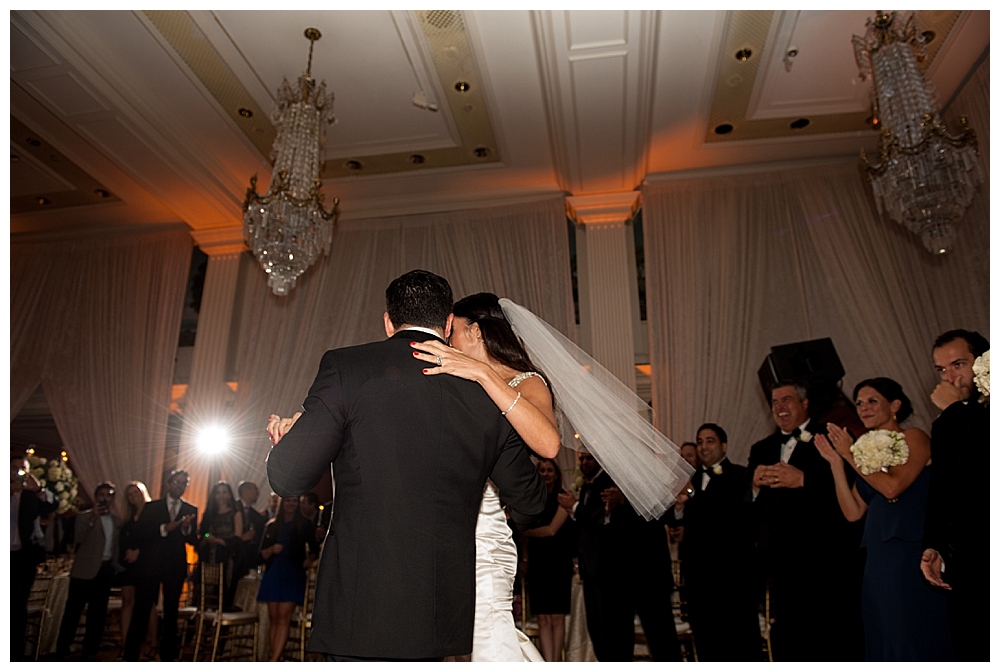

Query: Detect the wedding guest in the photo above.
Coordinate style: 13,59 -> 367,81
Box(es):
816,378 -> 951,661
263,492 -> 280,520
921,330 -> 990,661
11,453 -> 58,660
298,491 -> 325,543
123,469 -> 197,662
679,442 -> 699,469
668,424 -> 759,661
523,458 -> 576,662
236,481 -> 266,577
559,451 -> 680,662
56,482 -> 122,660
747,383 -> 861,661
198,481 -> 244,609
118,481 -> 158,659
257,496 -> 320,661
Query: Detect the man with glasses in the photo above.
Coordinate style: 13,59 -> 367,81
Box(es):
123,469 -> 197,661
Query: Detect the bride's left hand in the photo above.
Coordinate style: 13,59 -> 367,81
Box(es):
411,340 -> 489,382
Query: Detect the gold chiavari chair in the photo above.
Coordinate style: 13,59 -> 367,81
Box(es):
25,571 -> 59,660
192,562 -> 259,661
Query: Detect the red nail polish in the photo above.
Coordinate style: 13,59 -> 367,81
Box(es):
422,369 -> 428,374
413,351 -> 419,357
410,342 -> 415,346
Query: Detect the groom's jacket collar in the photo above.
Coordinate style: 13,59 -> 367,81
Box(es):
392,328 -> 446,344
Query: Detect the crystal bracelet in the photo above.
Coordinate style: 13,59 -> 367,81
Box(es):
502,392 -> 521,416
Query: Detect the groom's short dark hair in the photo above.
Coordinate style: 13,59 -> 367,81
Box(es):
386,270 -> 453,330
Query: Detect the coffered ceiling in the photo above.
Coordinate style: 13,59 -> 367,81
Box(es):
9,9 -> 989,238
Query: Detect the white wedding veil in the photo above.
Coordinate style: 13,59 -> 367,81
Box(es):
500,299 -> 694,520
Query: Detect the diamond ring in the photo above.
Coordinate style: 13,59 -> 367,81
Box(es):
436,356 -> 443,366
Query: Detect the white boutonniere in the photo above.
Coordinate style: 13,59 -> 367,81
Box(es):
797,429 -> 813,443
711,464 -> 723,476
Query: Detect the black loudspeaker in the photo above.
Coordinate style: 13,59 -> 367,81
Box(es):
757,337 -> 845,395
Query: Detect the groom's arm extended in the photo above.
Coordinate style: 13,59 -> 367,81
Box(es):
267,351 -> 346,497
489,428 -> 547,532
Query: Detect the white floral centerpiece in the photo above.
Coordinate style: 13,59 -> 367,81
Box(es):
973,349 -> 989,401
26,448 -> 81,514
850,430 -> 909,476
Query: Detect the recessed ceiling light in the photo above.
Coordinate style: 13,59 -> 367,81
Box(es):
345,160 -> 363,170
455,81 -> 471,93
473,147 -> 490,158
735,48 -> 752,62
26,138 -> 41,147
94,188 -> 111,198
714,124 -> 734,135
922,30 -> 936,44
409,154 -> 426,164
866,115 -> 880,128
790,118 -> 810,129
238,108 -> 253,118
37,196 -> 51,205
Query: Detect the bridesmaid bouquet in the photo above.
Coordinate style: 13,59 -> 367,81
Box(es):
850,430 -> 909,475
973,349 -> 989,401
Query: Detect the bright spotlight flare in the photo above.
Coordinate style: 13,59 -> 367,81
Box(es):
198,425 -> 229,455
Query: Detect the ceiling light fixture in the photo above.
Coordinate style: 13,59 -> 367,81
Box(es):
242,27 -> 339,295
853,11 -> 982,255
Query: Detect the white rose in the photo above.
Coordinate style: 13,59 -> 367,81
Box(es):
38,457 -> 48,465
54,481 -> 65,492
58,490 -> 70,500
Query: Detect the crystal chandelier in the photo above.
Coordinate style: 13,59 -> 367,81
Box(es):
852,12 -> 982,255
243,28 -> 339,295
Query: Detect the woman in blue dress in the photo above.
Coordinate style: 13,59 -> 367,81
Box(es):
257,496 -> 320,661
816,377 -> 952,661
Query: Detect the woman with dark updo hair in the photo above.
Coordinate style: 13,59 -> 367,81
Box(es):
412,292 -> 560,661
815,377 -> 951,661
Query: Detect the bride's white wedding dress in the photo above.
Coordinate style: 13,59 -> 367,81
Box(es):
472,480 -> 543,662
471,371 -> 544,662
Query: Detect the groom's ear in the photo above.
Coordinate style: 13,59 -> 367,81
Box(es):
444,313 -> 454,339
384,312 -> 396,338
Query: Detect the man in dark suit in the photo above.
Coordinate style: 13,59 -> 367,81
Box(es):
747,383 -> 861,661
265,270 -> 546,661
11,453 -> 58,660
236,480 -> 266,576
667,423 -> 760,661
123,469 -> 198,662
559,451 -> 680,662
55,482 -> 123,659
921,329 -> 989,661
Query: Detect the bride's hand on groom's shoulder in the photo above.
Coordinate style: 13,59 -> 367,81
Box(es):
267,412 -> 302,445
411,340 -> 488,383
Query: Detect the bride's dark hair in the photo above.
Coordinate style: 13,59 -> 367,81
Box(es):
452,293 -> 542,376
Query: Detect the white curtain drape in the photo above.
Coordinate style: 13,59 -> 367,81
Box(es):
222,196 -> 575,493
10,227 -> 192,500
642,54 -> 988,463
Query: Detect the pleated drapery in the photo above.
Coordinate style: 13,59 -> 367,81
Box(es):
11,227 -> 193,500
642,151 -> 989,465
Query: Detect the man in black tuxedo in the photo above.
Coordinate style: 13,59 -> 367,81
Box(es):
265,270 -> 546,661
11,453 -> 58,660
921,329 -> 989,661
559,451 -> 679,662
123,469 -> 198,661
236,480 -> 266,575
667,424 -> 760,661
747,383 -> 861,661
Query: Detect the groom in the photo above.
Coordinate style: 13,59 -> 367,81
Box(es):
266,269 -> 546,661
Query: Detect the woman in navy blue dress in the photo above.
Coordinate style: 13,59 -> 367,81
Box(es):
257,496 -> 320,661
816,377 -> 952,661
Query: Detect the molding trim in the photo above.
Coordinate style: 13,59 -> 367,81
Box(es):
643,154 -> 858,184
566,191 -> 640,225
189,226 -> 248,255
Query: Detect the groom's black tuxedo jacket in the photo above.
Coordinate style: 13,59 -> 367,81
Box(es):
266,329 -> 547,660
